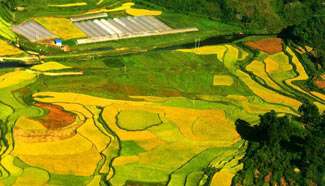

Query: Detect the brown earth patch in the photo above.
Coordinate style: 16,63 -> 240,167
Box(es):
245,38 -> 283,54
35,103 -> 76,129
264,172 -> 272,182
254,169 -> 261,178
280,178 -> 288,186
14,121 -> 83,143
315,80 -> 325,89
308,179 -> 317,186
12,87 -> 32,95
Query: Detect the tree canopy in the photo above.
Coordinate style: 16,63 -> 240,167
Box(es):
232,103 -> 325,185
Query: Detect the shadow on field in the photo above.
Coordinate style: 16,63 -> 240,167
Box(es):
235,119 -> 261,141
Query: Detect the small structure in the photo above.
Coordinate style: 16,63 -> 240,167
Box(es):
11,21 -> 57,42
54,39 -> 62,47
74,15 -> 199,45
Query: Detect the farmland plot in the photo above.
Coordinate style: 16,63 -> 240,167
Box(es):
35,17 -> 87,40
0,35 -> 324,186
0,40 -> 23,56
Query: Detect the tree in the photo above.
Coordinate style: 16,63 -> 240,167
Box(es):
232,103 -> 325,185
298,102 -> 320,125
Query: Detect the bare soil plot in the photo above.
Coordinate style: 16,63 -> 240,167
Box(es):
245,38 -> 283,54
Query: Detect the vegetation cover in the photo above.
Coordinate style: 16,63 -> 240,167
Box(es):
35,17 -> 88,40
0,40 -> 23,56
232,103 -> 325,185
140,0 -> 324,32
0,0 -> 323,186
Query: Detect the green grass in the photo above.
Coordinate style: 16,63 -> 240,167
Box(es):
15,167 -> 49,185
167,147 -> 230,186
110,163 -> 171,185
120,140 -> 146,156
0,15 -> 16,41
47,174 -> 92,186
27,50 -> 255,101
185,171 -> 204,186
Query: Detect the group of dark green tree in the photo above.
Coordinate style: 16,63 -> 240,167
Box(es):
138,0 -> 323,31
232,103 -> 325,185
281,16 -> 325,67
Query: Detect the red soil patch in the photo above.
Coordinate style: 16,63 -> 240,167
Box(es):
315,80 -> 325,89
245,38 -> 283,54
35,103 -> 76,130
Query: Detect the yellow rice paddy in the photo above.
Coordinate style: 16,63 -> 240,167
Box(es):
0,71 -> 35,88
305,46 -> 313,52
176,45 -> 227,62
77,119 -> 111,152
210,171 -> 234,186
31,62 -> 72,72
87,176 -> 102,186
18,147 -> 101,176
226,95 -> 289,114
35,17 -> 87,40
223,45 -> 239,71
1,155 -> 23,178
48,2 -> 87,7
102,105 -> 158,141
87,3 -> 162,16
246,60 -> 282,91
15,117 -> 46,131
97,0 -> 104,5
126,9 -> 162,16
264,57 -> 279,74
112,156 -> 140,166
311,91 -> 325,101
239,50 -> 249,61
213,75 -> 233,86
236,70 -> 301,111
268,52 -> 292,74
0,40 -> 23,56
0,17 -> 16,41
13,134 -> 92,156
314,102 -> 325,113
285,48 -> 312,97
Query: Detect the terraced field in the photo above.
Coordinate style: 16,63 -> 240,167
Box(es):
0,32 -> 324,186
86,2 -> 162,16
0,40 -> 23,56
0,6 -> 16,41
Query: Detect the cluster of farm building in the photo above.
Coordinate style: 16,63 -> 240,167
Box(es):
11,13 -> 198,45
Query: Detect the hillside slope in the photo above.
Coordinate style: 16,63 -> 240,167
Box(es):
141,0 -> 323,32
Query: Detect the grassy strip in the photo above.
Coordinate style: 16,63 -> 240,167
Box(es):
167,146 -> 239,186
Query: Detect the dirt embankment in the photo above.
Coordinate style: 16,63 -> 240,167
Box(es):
14,103 -> 84,143
14,121 -> 84,143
